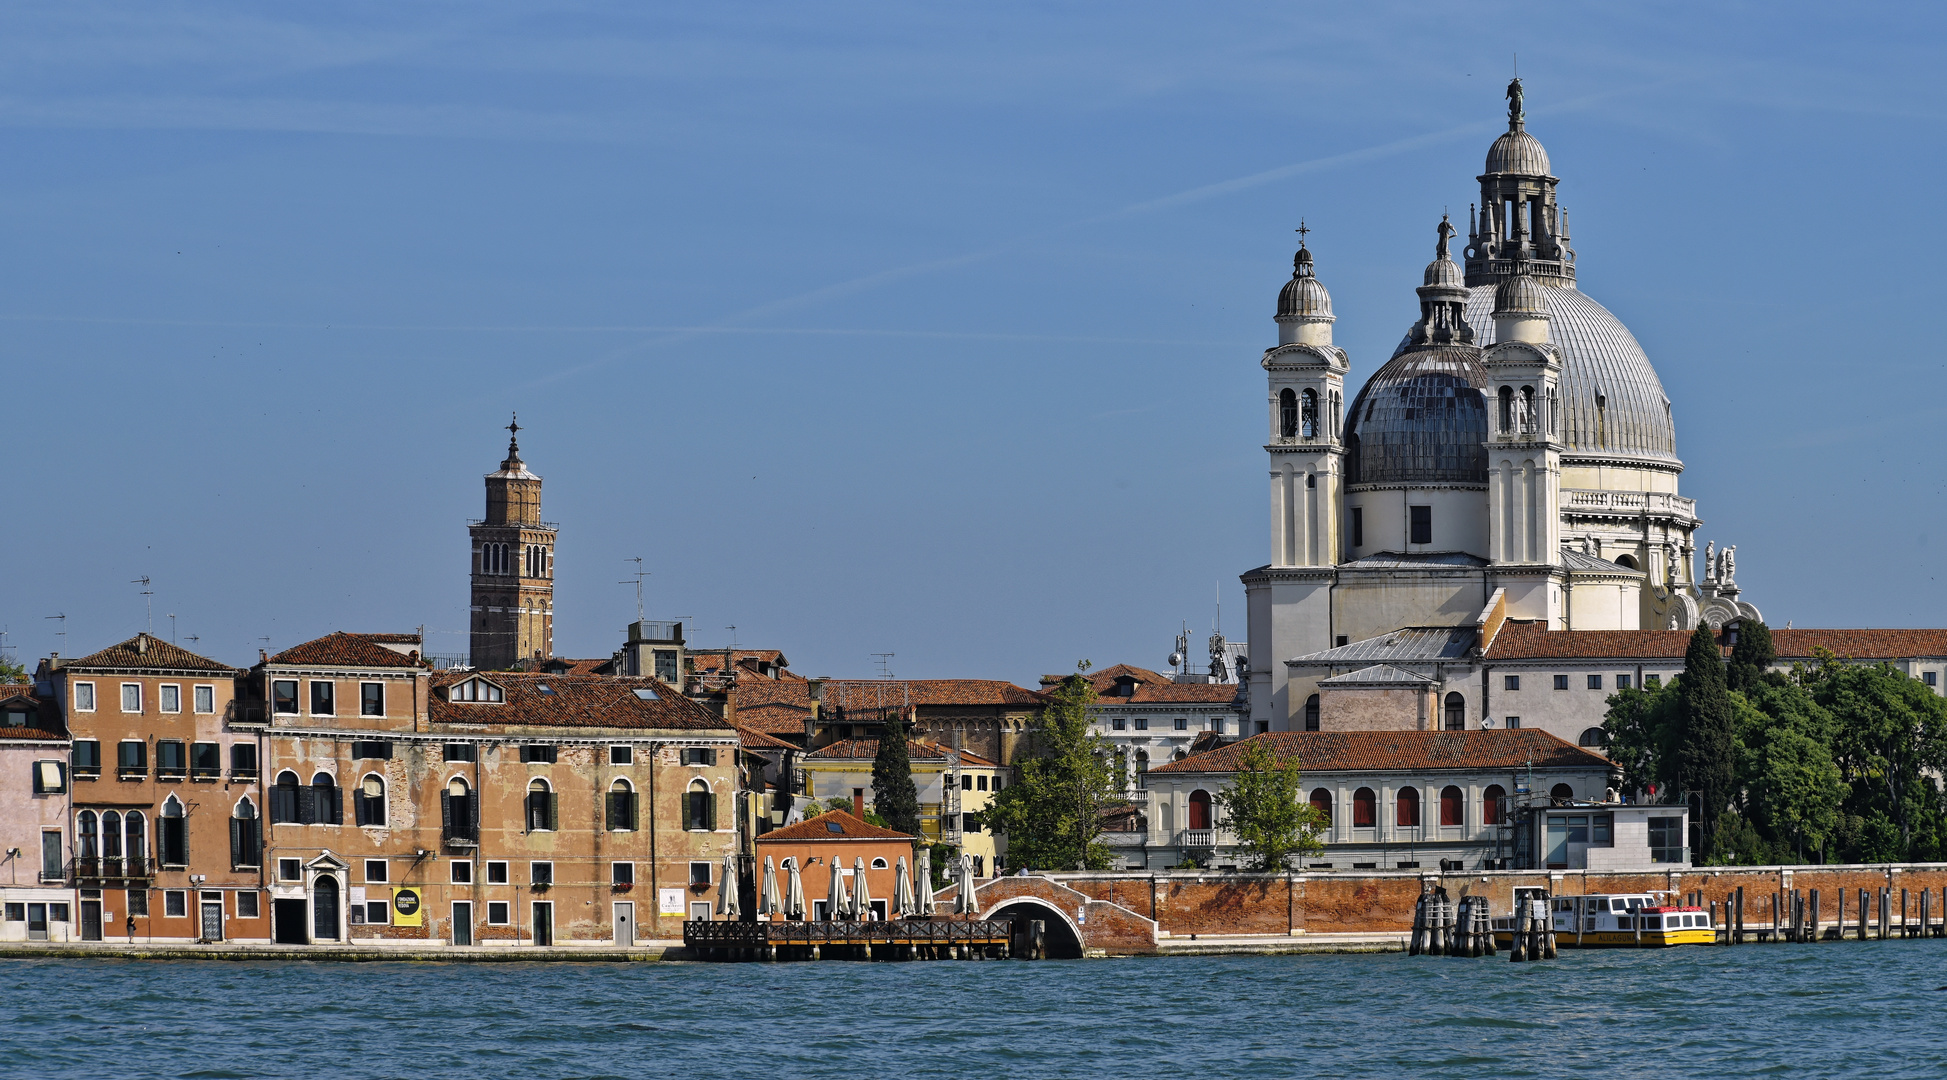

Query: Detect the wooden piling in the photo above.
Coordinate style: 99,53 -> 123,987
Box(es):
1510,902 -> 1528,963
1409,895 -> 1427,956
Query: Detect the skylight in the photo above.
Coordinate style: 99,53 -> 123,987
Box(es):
536,683 -> 554,696
826,822 -> 844,833
632,688 -> 659,701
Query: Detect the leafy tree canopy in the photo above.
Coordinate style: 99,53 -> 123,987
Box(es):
982,663 -> 1120,871
1212,740 -> 1326,871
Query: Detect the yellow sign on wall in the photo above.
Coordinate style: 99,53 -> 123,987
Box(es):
393,887 -> 424,927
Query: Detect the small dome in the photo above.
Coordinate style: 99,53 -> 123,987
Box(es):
1345,346 -> 1490,486
1493,272 -> 1548,315
1278,247 -> 1332,318
1422,255 -> 1462,289
1485,128 -> 1551,176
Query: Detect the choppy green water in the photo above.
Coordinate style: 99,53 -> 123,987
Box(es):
6,940 -> 1947,1078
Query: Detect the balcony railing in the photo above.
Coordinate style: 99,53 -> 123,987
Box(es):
1098,832 -> 1148,847
443,825 -> 479,849
117,767 -> 148,782
71,856 -> 155,884
191,766 -> 222,782
73,766 -> 101,781
225,700 -> 268,728
229,768 -> 259,783
157,767 -> 188,782
1178,829 -> 1215,848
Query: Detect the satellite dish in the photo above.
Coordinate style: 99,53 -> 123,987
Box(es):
1168,652 -> 1184,668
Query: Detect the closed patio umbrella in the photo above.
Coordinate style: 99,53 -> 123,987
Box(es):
893,855 -> 916,918
954,853 -> 975,915
915,849 -> 936,916
760,856 -> 782,917
853,857 -> 875,921
718,852 -> 741,918
826,857 -> 848,920
783,857 -> 806,920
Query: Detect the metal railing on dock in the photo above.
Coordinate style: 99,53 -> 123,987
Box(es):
683,918 -> 1014,962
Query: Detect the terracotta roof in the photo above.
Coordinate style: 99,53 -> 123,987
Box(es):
729,678 -> 1042,735
736,725 -> 800,751
1149,729 -> 1610,775
804,738 -> 999,768
0,688 -> 65,738
268,632 -> 426,669
1081,664 -> 1244,704
67,634 -> 240,673
361,633 -> 425,645
1485,622 -> 1947,662
430,672 -> 730,731
756,809 -> 916,843
543,658 -> 612,676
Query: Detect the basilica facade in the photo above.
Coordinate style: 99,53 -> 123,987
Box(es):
1243,83 -> 1761,733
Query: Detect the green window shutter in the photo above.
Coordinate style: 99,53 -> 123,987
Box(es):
546,793 -> 558,832
440,791 -> 453,831
704,793 -> 717,831
629,792 -> 639,832
230,818 -> 243,868
682,792 -> 694,832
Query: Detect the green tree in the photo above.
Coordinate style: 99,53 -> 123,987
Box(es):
870,710 -> 923,838
1602,679 -> 1681,797
1212,740 -> 1326,871
982,663 -> 1119,870
0,658 -> 27,684
1675,624 -> 1737,861
1738,680 -> 1845,861
1727,619 -> 1778,693
1801,652 -> 1947,859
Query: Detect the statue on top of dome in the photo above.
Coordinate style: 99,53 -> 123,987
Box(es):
1436,214 -> 1457,260
1506,77 -> 1524,126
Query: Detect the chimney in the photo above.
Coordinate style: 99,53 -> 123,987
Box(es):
259,649 -> 269,664
133,635 -> 147,655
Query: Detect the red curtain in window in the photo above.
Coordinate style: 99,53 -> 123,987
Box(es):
1396,787 -> 1421,827
1482,785 -> 1506,825
1187,791 -> 1212,830
1309,788 -> 1332,824
1440,786 -> 1463,826
1352,788 -> 1375,827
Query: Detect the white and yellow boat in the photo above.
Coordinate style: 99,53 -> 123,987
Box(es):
1493,892 -> 1717,948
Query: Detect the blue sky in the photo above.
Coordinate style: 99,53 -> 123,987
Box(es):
3,2 -> 1942,679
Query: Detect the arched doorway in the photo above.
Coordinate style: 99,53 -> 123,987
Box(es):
985,899 -> 1084,959
1187,790 -> 1212,831
312,875 -> 340,942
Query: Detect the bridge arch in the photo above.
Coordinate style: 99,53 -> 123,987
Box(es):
983,898 -> 1084,959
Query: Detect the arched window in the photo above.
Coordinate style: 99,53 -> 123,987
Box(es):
1134,750 -> 1149,789
1396,787 -> 1421,828
1483,784 -> 1507,825
870,857 -> 889,870
1304,694 -> 1321,731
1578,727 -> 1608,748
355,774 -> 386,827
231,798 -> 260,869
311,772 -> 340,826
76,810 -> 99,860
159,797 -> 187,867
527,778 -> 556,832
606,779 -> 637,832
102,810 -> 123,860
1440,785 -> 1463,827
443,777 -> 476,843
1444,692 -> 1466,731
271,770 -> 300,824
1172,749 -> 1187,762
124,811 -> 146,863
1187,790 -> 1212,831
1309,788 -> 1333,824
1353,787 -> 1376,828
1301,388 -> 1319,438
1519,385 -> 1535,432
1498,385 -> 1514,432
1550,782 -> 1575,803
1613,554 -> 1637,570
1279,388 -> 1299,438
684,779 -> 715,832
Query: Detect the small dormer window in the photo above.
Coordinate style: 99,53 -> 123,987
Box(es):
450,678 -> 504,703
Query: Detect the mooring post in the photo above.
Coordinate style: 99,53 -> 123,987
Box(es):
1510,901 -> 1528,963
1542,896 -> 1558,960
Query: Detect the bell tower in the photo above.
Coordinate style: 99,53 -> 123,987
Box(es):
1243,227 -> 1347,733
469,416 -> 556,670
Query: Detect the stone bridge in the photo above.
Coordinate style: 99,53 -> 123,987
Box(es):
953,875 -> 1159,957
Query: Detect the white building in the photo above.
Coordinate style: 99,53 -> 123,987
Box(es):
1067,665 -> 1245,794
1243,80 -> 1764,733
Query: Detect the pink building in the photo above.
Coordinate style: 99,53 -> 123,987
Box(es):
0,685 -> 74,941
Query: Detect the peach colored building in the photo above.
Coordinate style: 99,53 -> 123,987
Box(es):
755,810 -> 917,921
42,635 -> 266,943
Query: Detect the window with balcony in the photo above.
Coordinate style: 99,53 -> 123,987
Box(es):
1187,790 -> 1212,831
191,742 -> 221,780
158,798 -> 187,868
157,740 -> 188,780
230,743 -> 258,781
231,799 -> 260,868
72,739 -> 101,779
117,740 -> 148,780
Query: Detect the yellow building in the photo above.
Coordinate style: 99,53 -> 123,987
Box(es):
799,739 -> 1007,878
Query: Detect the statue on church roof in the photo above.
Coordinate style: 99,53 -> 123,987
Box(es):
1506,77 -> 1524,126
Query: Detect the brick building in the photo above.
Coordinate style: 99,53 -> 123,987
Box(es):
800,737 -> 1007,875
729,677 -> 1043,765
241,630 -> 738,947
755,809 -> 918,921
470,418 -> 556,670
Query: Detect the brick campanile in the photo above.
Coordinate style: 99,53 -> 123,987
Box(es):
469,416 -> 555,669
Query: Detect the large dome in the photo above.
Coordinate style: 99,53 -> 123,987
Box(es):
1345,346 -> 1490,486
1460,284 -> 1679,466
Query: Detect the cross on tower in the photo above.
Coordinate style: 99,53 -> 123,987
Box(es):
1295,220 -> 1310,246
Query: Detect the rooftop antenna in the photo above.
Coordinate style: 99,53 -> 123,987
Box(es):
620,557 -> 648,621
132,577 -> 153,633
167,613 -> 177,645
184,634 -> 199,646
45,613 -> 65,654
724,625 -> 739,650
872,653 -> 895,680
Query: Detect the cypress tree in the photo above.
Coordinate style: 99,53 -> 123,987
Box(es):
871,710 -> 923,838
1677,624 -> 1737,861
1727,619 -> 1777,693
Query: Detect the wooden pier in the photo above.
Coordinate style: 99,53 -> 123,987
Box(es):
683,918 -> 1018,961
